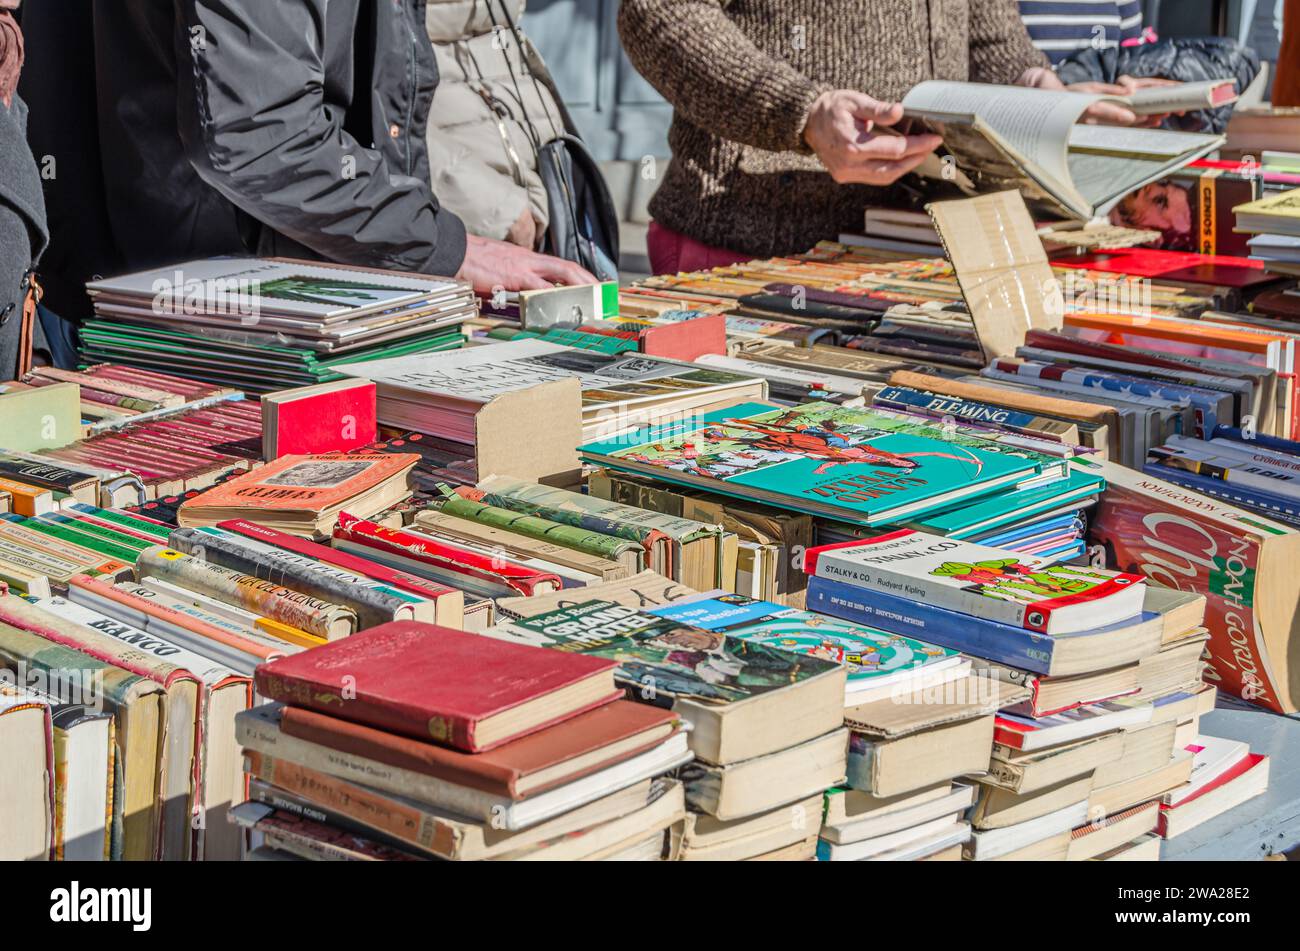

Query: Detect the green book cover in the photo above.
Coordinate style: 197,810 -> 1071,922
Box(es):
580,401 -> 1042,526
473,475 -> 717,543
502,599 -> 838,706
433,487 -> 644,567
3,517 -> 142,564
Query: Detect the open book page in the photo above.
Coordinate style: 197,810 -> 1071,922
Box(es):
904,82 -> 1092,210
1067,125 -> 1225,214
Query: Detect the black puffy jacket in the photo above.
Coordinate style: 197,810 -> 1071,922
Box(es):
1055,37 -> 1261,134
20,0 -> 467,320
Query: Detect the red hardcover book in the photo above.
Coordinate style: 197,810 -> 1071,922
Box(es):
261,380 -> 378,459
333,512 -> 562,597
253,620 -> 621,751
218,517 -> 465,621
279,699 -> 680,798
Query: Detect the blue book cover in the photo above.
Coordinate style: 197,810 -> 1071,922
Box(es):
804,575 -> 1152,675
907,469 -> 1103,539
976,514 -> 1081,548
1143,463 -> 1300,525
872,386 -> 1071,436
1211,426 -> 1300,458
580,401 -> 1043,526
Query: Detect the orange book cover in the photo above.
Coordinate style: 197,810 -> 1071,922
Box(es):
1064,312 -> 1279,355
180,452 -> 418,514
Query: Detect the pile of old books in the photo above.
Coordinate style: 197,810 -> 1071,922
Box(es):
234,621 -> 692,860
488,580 -> 849,861
1235,185 -> 1300,282
80,258 -> 475,394
798,528 -> 1270,858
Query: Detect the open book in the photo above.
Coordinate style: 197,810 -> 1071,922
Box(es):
902,81 -> 1226,220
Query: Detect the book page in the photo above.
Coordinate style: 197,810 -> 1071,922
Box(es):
904,82 -> 1090,202
1067,126 -> 1224,213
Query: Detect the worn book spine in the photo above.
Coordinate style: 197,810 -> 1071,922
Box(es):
40,512 -> 156,552
2,515 -> 142,563
245,754 -> 460,858
168,526 -> 424,629
0,459 -> 95,495
478,474 -> 712,541
334,512 -> 561,597
64,504 -> 174,542
135,545 -> 358,639
217,517 -> 462,607
435,491 -> 642,565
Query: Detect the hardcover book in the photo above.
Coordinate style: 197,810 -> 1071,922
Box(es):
254,621 -> 621,752
803,528 -> 1145,635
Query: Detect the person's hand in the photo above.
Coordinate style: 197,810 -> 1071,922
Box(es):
1018,67 -> 1144,126
456,234 -> 597,294
802,89 -> 943,186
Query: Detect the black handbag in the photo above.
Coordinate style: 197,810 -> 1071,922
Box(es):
487,2 -> 620,280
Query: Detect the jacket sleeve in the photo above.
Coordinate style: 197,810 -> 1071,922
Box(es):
968,0 -> 1050,85
172,0 -> 467,276
617,0 -> 826,154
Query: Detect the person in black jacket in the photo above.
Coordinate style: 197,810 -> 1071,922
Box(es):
0,0 -> 50,379
19,0 -> 592,322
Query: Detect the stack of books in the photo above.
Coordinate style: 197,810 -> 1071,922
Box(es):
80,258 -> 475,394
643,591 -> 981,860
1234,186 -> 1300,280
237,622 -> 693,860
1145,427 -> 1300,527
336,337 -> 768,449
490,585 -> 849,860
176,451 -> 419,538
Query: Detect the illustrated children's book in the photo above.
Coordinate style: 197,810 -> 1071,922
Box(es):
580,401 -> 1043,526
803,528 -> 1145,635
490,599 -> 846,765
647,593 -> 967,703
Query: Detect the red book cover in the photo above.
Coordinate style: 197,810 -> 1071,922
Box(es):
333,512 -> 562,596
278,699 -> 680,798
1088,463 -> 1298,714
1056,249 -> 1275,289
263,380 -> 378,458
253,620 -> 621,751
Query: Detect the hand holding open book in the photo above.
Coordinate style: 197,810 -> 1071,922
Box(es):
902,80 -> 1231,220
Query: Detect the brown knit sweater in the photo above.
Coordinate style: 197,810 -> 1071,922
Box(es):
618,0 -> 1049,258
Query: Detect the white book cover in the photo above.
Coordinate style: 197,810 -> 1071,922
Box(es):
806,528 -> 1145,635
1168,734 -> 1251,806
87,258 -> 457,320
337,338 -> 757,407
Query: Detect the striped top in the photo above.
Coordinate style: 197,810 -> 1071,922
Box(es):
1018,0 -> 1146,63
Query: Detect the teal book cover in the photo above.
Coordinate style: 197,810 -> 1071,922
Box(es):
580,401 -> 1043,525
648,594 -> 963,688
907,469 -> 1105,538
503,599 -> 838,706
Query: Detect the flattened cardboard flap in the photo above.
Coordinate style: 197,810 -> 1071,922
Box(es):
927,190 -> 1064,360
474,378 -> 582,485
